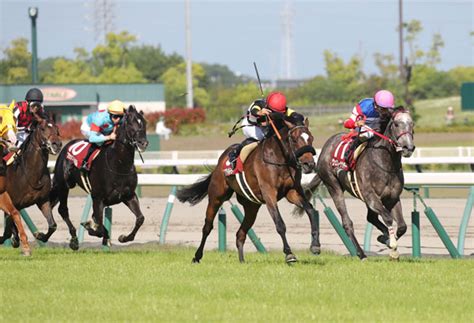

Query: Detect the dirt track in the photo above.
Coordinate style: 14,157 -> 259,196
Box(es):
6,196 -> 472,258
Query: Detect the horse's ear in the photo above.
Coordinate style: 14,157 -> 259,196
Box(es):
284,119 -> 294,129
304,117 -> 309,127
127,105 -> 136,113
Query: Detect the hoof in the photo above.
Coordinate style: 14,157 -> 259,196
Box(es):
310,245 -> 321,255
377,234 -> 389,246
34,232 -> 48,242
21,248 -> 32,257
118,234 -> 128,243
11,236 -> 20,248
389,250 -> 400,261
285,254 -> 297,263
69,237 -> 79,251
192,257 -> 200,264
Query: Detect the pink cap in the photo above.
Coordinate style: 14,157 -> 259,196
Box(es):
374,90 -> 395,109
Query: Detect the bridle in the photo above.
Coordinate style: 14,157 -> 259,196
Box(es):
117,111 -> 146,162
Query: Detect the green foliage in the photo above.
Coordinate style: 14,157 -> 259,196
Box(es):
0,247 -> 472,322
201,63 -> 243,87
448,66 -> 474,88
409,65 -> 457,99
160,62 -> 209,107
43,52 -> 95,84
2,38 -> 31,84
129,45 -> 183,82
207,82 -> 259,121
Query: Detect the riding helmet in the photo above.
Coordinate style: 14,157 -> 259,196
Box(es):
107,100 -> 126,115
266,92 -> 287,113
374,90 -> 395,109
25,88 -> 44,102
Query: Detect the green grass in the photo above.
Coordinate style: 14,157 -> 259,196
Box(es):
1,246 -> 472,322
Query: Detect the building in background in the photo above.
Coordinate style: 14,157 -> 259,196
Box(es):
0,83 -> 165,123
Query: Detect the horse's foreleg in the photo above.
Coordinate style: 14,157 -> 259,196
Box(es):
57,187 -> 79,250
0,193 -> 30,256
193,199 -> 222,263
327,184 -> 367,259
34,201 -> 57,242
366,209 -> 390,245
286,189 -> 320,255
263,192 -> 296,263
366,195 -> 399,260
391,200 -> 407,239
235,195 -> 260,263
118,194 -> 144,243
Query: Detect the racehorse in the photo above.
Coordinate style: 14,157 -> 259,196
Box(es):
177,116 -> 319,263
50,105 -> 148,249
297,107 -> 415,260
0,118 -> 62,247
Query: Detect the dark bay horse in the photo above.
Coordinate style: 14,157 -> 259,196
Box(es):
177,117 -> 319,263
0,118 -> 62,247
298,107 -> 415,259
50,105 -> 148,249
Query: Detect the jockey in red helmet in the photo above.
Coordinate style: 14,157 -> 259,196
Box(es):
227,91 -> 304,170
13,87 -> 47,147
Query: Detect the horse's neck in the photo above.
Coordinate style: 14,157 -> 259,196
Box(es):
372,129 -> 402,171
18,133 -> 48,182
107,139 -> 135,168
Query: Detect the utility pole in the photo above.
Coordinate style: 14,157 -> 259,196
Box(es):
185,0 -> 194,109
281,1 -> 295,79
28,7 -> 39,84
398,0 -> 404,81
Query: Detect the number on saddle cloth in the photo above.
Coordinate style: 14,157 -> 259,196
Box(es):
66,141 -> 101,169
331,133 -> 359,171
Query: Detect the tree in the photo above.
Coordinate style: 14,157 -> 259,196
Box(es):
2,38 -> 31,84
129,45 -> 183,82
404,20 -> 424,65
426,33 -> 444,67
43,48 -> 96,83
160,62 -> 209,107
201,63 -> 243,88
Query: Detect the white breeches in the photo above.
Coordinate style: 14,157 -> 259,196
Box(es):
241,118 -> 265,141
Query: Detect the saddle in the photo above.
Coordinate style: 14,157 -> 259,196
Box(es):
66,140 -> 101,170
3,150 -> 21,166
223,142 -> 259,177
331,133 -> 366,171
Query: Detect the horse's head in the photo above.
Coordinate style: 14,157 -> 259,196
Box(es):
284,118 -> 316,173
388,107 -> 415,157
119,105 -> 149,152
34,118 -> 62,155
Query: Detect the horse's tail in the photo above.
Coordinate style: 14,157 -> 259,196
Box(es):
292,173 -> 323,216
176,173 -> 212,206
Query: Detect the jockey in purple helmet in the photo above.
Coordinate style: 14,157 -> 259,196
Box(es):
343,90 -> 395,159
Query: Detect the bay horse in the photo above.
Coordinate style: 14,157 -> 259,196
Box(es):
50,105 -> 148,249
297,107 -> 415,260
177,116 -> 319,263
0,118 -> 62,247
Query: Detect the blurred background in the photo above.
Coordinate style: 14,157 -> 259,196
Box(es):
0,0 -> 473,149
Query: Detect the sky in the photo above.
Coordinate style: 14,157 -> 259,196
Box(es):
0,0 -> 472,80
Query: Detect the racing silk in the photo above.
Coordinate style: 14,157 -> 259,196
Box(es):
13,101 -> 34,131
0,101 -> 18,146
246,99 -> 301,125
85,111 -> 121,145
343,98 -> 380,130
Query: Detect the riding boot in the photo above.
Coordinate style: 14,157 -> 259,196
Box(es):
81,145 -> 97,170
344,136 -> 361,162
228,145 -> 242,170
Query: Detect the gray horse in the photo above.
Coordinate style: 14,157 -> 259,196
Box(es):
299,107 -> 415,259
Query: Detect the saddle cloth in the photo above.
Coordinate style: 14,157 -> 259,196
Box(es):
331,133 -> 366,171
3,150 -> 20,166
223,142 -> 259,177
66,140 -> 101,169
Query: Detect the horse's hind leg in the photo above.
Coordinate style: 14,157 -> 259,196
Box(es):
0,193 -> 30,256
34,201 -> 57,242
57,188 -> 79,250
286,189 -> 321,255
235,196 -> 261,263
0,213 -> 13,244
118,194 -> 144,243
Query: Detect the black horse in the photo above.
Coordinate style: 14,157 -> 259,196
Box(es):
177,117 -> 319,263
297,107 -> 415,259
0,118 -> 62,246
50,105 -> 148,249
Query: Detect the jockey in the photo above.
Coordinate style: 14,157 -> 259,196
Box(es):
228,91 -> 304,170
79,100 -> 126,170
0,101 -> 19,175
343,89 -> 395,159
13,88 -> 47,147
